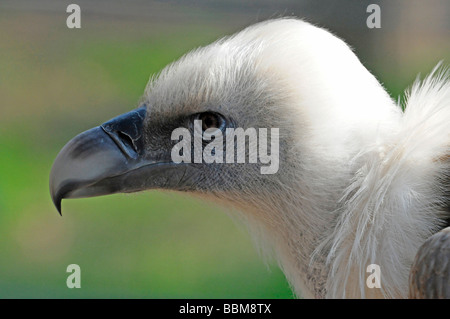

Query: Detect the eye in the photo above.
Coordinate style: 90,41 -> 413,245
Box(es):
194,112 -> 227,139
197,112 -> 225,132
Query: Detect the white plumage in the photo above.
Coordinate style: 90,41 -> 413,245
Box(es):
152,18 -> 450,298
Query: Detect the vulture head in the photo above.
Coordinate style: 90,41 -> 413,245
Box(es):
50,18 -> 450,298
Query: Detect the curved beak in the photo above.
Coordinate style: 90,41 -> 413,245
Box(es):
50,106 -> 163,214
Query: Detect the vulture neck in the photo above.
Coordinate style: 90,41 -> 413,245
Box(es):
201,19 -> 447,299
224,59 -> 435,298
233,143 -> 414,299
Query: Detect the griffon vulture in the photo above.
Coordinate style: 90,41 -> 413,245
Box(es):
49,18 -> 450,298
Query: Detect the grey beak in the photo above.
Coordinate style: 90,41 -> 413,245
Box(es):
50,107 -> 148,214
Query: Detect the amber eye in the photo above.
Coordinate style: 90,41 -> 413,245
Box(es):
196,112 -> 225,133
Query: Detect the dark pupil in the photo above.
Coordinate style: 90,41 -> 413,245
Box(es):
201,113 -> 219,131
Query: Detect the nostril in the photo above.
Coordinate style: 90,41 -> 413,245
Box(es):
101,125 -> 139,160
117,131 -> 136,153
100,106 -> 146,160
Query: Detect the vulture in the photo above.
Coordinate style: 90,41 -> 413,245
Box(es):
49,18 -> 450,298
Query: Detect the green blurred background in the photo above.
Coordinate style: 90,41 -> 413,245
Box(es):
0,0 -> 449,298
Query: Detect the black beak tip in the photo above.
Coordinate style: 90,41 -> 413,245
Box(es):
56,203 -> 62,216
51,191 -> 63,216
